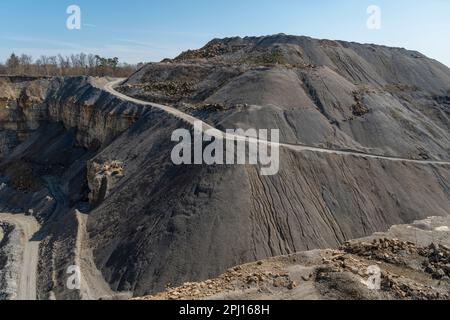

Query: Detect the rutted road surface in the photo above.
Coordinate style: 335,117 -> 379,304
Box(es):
102,78 -> 450,167
0,213 -> 40,300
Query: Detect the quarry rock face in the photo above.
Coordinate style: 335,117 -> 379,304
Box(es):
0,77 -> 51,158
0,76 -> 146,154
0,35 -> 450,298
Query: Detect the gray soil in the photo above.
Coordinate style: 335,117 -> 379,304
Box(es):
0,34 -> 449,299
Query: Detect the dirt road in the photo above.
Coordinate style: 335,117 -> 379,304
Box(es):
0,213 -> 40,300
102,78 -> 450,167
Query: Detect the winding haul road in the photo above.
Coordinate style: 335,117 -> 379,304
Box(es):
0,77 -> 448,301
104,78 -> 450,167
0,213 -> 40,300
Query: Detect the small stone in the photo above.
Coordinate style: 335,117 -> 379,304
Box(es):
436,269 -> 445,278
287,281 -> 297,290
301,274 -> 312,281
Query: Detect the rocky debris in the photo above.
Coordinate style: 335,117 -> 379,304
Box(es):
136,263 -> 299,301
175,42 -> 240,61
248,48 -> 289,66
341,238 -> 450,283
118,62 -> 245,106
183,102 -> 249,113
2,36 -> 450,300
321,241 -> 450,300
120,80 -> 197,98
87,160 -> 124,206
351,91 -> 370,117
384,83 -> 420,93
135,226 -> 450,301
122,34 -> 450,161
175,37 -> 311,68
192,103 -> 228,112
0,222 -> 23,300
0,160 -> 41,192
341,238 -> 420,265
433,94 -> 450,107
421,243 -> 450,281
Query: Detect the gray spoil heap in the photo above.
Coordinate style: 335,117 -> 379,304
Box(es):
0,34 -> 449,298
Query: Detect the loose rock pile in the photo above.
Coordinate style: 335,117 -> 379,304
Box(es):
420,243 -> 450,281
341,238 -> 419,265
135,237 -> 450,301
88,160 -> 124,205
176,43 -> 236,61
381,272 -> 449,300
144,263 -> 299,300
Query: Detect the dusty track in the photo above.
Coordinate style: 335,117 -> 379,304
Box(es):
75,211 -> 131,300
103,78 -> 450,167
0,213 -> 40,300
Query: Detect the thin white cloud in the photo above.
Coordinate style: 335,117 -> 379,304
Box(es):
113,38 -> 169,50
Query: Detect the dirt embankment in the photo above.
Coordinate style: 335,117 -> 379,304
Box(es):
0,221 -> 22,300
75,210 -> 131,300
0,213 -> 40,300
136,216 -> 450,300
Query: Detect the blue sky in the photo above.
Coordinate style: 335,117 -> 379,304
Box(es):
0,0 -> 449,66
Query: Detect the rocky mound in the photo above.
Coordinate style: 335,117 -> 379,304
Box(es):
0,75 -> 146,299
136,217 -> 450,300
120,34 -> 450,160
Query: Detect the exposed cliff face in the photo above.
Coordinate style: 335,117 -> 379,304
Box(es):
0,77 -> 51,158
0,76 -> 145,156
0,76 -> 145,300
45,77 -> 145,149
0,222 -> 22,300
